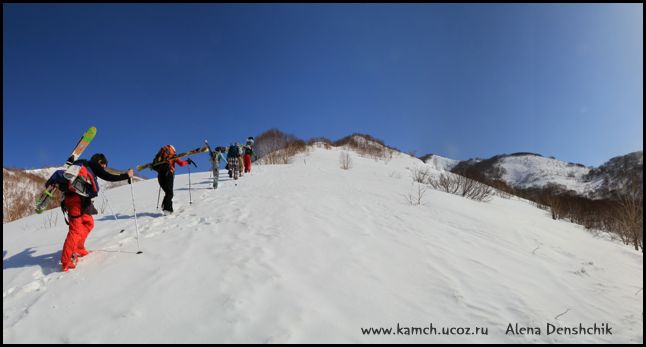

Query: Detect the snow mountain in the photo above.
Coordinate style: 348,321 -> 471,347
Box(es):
419,154 -> 460,171
3,145 -> 643,343
584,151 -> 643,198
429,151 -> 643,199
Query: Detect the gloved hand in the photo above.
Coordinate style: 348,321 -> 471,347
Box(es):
187,158 -> 198,167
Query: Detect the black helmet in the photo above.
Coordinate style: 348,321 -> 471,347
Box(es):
91,153 -> 108,166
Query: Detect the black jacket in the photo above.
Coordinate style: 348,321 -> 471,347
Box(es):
82,160 -> 130,182
227,146 -> 240,158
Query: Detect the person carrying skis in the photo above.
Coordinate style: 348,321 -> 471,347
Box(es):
152,145 -> 188,214
243,139 -> 254,173
46,153 -> 134,272
209,146 -> 227,189
226,143 -> 240,180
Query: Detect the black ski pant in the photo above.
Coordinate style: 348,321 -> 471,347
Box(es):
157,170 -> 175,212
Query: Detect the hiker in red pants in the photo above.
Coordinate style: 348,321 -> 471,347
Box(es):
46,153 -> 133,272
243,137 -> 254,173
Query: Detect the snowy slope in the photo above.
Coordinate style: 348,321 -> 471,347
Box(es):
497,155 -> 603,195
3,147 -> 642,343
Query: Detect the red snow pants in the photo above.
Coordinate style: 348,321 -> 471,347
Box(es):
243,154 -> 252,173
60,194 -> 94,268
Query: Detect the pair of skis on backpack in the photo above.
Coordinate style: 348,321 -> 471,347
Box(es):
136,144 -> 209,172
35,127 -> 97,214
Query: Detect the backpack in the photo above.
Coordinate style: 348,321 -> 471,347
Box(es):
244,146 -> 253,155
46,161 -> 99,223
46,160 -> 99,199
152,145 -> 175,173
227,145 -> 239,158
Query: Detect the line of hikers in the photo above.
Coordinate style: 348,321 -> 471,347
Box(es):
219,140 -> 255,182
44,136 -> 255,272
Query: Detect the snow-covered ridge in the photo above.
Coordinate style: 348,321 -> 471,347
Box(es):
585,151 -> 643,197
24,167 -> 62,179
497,155 -> 601,194
421,154 -> 460,171
334,134 -> 399,158
432,151 -> 641,198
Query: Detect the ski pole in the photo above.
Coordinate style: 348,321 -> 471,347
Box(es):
187,158 -> 197,204
102,190 -> 125,233
188,162 -> 192,204
102,191 -> 117,222
100,191 -> 116,221
156,186 -> 161,210
128,178 -> 143,254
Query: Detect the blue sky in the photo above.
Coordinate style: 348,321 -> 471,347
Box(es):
3,4 -> 643,176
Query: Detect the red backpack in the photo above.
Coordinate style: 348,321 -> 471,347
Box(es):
152,145 -> 175,173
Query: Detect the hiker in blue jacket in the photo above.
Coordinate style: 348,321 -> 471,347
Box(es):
209,146 -> 227,189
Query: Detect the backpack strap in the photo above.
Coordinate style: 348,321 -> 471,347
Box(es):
60,196 -> 83,225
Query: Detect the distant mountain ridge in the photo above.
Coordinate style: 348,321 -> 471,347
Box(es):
418,153 -> 460,171
301,133 -> 641,200
421,151 -> 643,199
584,151 -> 643,198
272,130 -> 641,200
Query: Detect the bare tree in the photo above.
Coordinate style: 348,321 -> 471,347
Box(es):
339,151 -> 353,170
614,176 -> 643,251
255,129 -> 306,165
3,168 -> 56,223
491,179 -> 513,199
428,173 -> 493,202
405,183 -> 428,206
333,133 -> 397,160
429,173 -> 460,195
545,194 -> 563,220
408,165 -> 432,184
